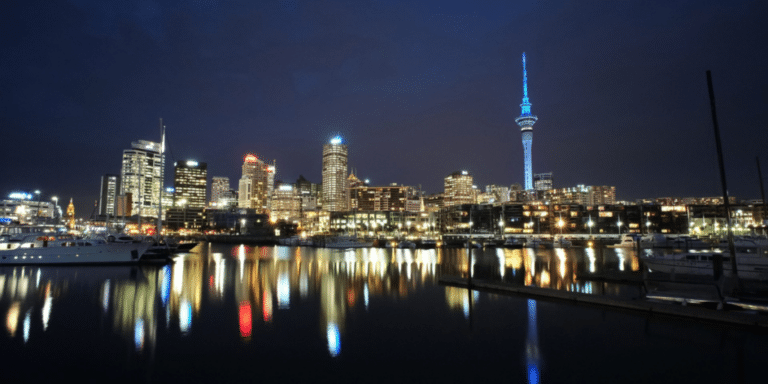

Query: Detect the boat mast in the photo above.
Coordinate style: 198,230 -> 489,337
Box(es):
757,156 -> 766,236
157,118 -> 165,240
706,71 -> 739,283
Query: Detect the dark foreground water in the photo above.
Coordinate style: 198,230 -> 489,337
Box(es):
0,243 -> 765,383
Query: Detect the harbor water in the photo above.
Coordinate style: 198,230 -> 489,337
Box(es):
0,243 -> 766,383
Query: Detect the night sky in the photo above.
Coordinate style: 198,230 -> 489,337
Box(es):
2,1 -> 767,216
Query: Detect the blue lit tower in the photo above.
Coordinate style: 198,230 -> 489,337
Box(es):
514,52 -> 538,191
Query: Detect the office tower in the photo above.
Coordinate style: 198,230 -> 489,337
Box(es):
322,136 -> 348,212
533,172 -> 553,192
98,174 -> 121,217
515,52 -> 538,191
174,160 -> 208,209
211,177 -> 230,206
271,184 -> 302,223
238,154 -> 275,212
444,171 -> 474,207
120,140 -> 164,218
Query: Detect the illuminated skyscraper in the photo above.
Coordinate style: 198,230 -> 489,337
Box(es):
322,136 -> 348,212
238,154 -> 275,212
173,160 -> 207,209
98,174 -> 121,217
210,176 -> 230,206
515,52 -> 538,191
444,171 -> 474,207
120,140 -> 164,218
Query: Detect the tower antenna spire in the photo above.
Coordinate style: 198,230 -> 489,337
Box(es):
515,52 -> 538,191
522,52 -> 529,103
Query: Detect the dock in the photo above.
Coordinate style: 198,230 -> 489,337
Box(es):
439,275 -> 768,328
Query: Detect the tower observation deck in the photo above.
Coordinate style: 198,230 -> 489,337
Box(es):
514,52 -> 538,191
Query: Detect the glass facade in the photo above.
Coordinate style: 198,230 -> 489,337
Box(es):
322,138 -> 348,212
120,140 -> 163,218
238,155 -> 275,213
174,160 -> 208,209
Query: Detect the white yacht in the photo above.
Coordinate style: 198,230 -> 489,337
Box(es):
640,240 -> 768,281
607,234 -> 641,248
0,234 -> 151,265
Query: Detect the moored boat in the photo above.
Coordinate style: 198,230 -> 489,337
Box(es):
640,240 -> 768,281
0,234 -> 151,265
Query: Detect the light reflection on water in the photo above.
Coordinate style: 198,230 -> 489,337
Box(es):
0,243 -> 763,382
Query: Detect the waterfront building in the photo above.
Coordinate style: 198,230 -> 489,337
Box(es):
322,136 -> 348,212
238,154 -> 275,213
98,174 -> 121,217
514,52 -> 538,191
174,160 -> 208,209
350,184 -> 420,212
444,171 -> 474,207
545,185 -> 616,205
120,140 -> 164,218
271,184 -> 302,223
210,176 -> 230,207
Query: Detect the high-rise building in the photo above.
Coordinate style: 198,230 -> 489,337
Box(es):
210,177 -> 230,207
98,174 -> 121,217
120,140 -> 164,218
444,171 -> 474,207
271,184 -> 302,223
322,136 -> 348,212
174,160 -> 207,209
515,52 -> 538,191
238,154 -> 275,213
533,172 -> 553,192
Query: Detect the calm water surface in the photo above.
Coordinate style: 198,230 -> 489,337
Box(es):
0,243 -> 765,383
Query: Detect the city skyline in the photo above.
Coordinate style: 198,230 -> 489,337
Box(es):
2,1 -> 767,210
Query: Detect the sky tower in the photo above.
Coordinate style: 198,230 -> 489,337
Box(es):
515,52 -> 538,191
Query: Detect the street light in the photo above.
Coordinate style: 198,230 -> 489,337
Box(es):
617,219 -> 622,235
588,216 -> 594,236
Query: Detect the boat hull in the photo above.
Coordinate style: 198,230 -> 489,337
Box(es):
0,243 -> 150,265
641,253 -> 768,281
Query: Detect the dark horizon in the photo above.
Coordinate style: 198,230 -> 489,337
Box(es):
2,1 -> 767,215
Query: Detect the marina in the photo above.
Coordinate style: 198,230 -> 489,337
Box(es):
1,242 -> 766,382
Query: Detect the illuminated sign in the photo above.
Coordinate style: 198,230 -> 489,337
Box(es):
244,154 -> 258,163
186,160 -> 199,167
330,136 -> 343,145
8,192 -> 33,200
279,185 -> 293,191
165,187 -> 175,193
461,171 -> 468,175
